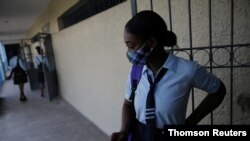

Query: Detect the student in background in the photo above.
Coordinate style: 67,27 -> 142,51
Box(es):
7,51 -> 28,101
34,46 -> 48,97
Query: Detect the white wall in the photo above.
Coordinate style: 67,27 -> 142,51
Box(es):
52,1 -> 132,134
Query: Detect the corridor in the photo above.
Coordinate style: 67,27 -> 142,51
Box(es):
0,80 -> 109,141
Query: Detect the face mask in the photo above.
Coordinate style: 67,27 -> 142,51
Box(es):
126,41 -> 152,65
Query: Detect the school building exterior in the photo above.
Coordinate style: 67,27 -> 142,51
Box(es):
1,0 -> 249,136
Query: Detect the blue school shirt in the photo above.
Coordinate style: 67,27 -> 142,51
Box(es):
9,56 -> 26,71
125,53 -> 220,128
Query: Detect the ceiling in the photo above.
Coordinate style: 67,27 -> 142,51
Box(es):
0,0 -> 50,45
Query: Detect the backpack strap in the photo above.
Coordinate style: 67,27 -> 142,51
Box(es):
8,57 -> 19,79
127,65 -> 143,141
8,57 -> 21,79
129,64 -> 144,102
16,57 -> 20,67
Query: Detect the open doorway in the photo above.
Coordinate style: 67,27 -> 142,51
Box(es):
31,33 -> 59,101
4,44 -> 19,66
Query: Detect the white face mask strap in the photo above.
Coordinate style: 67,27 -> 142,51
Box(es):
137,40 -> 151,52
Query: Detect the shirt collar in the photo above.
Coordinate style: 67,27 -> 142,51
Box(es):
143,53 -> 178,74
163,53 -> 178,73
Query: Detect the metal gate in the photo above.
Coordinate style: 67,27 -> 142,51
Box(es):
20,39 -> 40,90
31,33 -> 59,101
130,0 -> 250,125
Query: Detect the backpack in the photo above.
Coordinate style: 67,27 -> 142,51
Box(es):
127,64 -> 143,141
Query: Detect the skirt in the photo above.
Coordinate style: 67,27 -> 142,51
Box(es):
132,120 -> 168,141
38,72 -> 45,83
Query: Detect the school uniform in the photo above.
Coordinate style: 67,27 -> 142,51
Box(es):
125,53 -> 220,140
9,56 -> 26,71
34,55 -> 49,83
9,56 -> 27,84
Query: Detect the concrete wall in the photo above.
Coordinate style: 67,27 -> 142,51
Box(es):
25,0 -> 250,135
26,0 -> 131,135
52,2 -> 132,135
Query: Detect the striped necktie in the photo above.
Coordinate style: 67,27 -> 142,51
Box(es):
145,68 -> 168,128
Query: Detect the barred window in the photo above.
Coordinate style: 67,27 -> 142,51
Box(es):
58,0 -> 126,30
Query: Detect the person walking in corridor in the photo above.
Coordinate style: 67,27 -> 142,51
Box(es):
34,46 -> 48,97
110,10 -> 226,141
7,51 -> 28,101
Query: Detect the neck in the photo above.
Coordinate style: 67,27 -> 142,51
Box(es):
147,48 -> 168,75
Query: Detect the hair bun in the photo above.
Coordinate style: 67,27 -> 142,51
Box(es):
164,31 -> 177,47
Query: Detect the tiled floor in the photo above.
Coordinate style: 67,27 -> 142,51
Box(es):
0,80 -> 109,141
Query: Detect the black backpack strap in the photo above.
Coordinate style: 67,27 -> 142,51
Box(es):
8,57 -> 21,78
16,56 -> 20,67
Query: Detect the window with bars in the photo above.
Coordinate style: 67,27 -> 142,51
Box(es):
58,0 -> 126,30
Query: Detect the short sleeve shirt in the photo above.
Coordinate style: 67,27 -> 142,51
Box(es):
125,53 -> 220,128
34,55 -> 42,68
34,55 -> 49,70
9,56 -> 27,71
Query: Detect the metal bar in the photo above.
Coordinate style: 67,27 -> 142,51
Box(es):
150,0 -> 153,11
208,0 -> 213,76
108,0 -> 111,7
230,0 -> 234,125
203,65 -> 250,69
171,43 -> 250,51
188,0 -> 193,60
208,0 -> 213,125
188,0 -> 195,112
88,0 -> 93,16
130,0 -> 137,16
168,0 -> 173,52
168,0 -> 173,31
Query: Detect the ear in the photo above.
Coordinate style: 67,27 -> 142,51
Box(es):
148,37 -> 158,49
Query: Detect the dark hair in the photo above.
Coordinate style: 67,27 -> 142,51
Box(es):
125,10 -> 176,47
